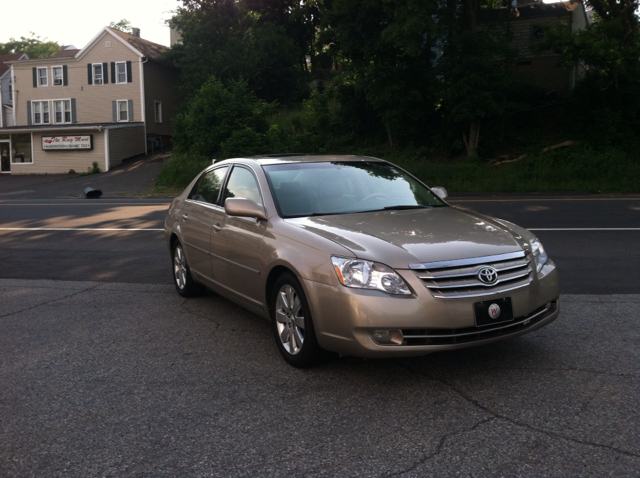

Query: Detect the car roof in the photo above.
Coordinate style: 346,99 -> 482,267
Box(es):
242,154 -> 386,165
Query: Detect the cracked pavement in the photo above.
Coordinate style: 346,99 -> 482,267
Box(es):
1,279 -> 638,477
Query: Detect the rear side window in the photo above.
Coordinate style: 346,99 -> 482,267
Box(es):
189,166 -> 229,204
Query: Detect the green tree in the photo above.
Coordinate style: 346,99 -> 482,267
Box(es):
0,33 -> 60,58
534,0 -> 640,141
320,0 -> 441,149
437,0 -> 521,157
241,0 -> 323,74
172,76 -> 269,158
109,19 -> 134,34
167,0 -> 307,103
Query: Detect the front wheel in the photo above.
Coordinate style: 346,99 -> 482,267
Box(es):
172,241 -> 204,297
271,273 -> 328,368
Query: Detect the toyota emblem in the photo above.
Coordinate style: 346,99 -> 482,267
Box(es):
478,266 -> 498,285
488,303 -> 501,319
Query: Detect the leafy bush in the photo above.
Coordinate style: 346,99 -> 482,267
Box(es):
219,127 -> 268,159
172,76 -> 268,158
155,153 -> 211,188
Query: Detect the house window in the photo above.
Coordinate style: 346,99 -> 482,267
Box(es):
37,67 -> 48,87
53,100 -> 72,123
116,62 -> 127,83
92,63 -> 104,85
52,66 -> 63,86
154,101 -> 162,123
117,100 -> 129,122
32,101 -> 50,124
532,25 -> 545,40
8,79 -> 12,102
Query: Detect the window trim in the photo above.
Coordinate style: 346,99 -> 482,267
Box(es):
92,63 -> 104,86
116,99 -> 129,122
154,101 -> 163,123
115,61 -> 128,84
53,99 -> 72,124
37,67 -> 48,87
32,100 -> 51,125
52,66 -> 64,86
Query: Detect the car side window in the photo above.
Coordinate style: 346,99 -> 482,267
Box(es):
223,166 -> 263,205
189,166 -> 229,204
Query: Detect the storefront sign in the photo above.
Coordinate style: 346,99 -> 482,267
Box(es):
42,135 -> 93,150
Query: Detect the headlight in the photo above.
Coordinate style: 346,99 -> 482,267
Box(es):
530,237 -> 548,273
331,256 -> 411,295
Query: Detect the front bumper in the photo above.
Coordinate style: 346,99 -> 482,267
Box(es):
303,260 -> 560,358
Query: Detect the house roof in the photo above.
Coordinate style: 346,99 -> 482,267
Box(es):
0,53 -> 28,77
106,27 -> 168,60
52,49 -> 80,58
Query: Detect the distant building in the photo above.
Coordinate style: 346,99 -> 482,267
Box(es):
0,27 -> 179,174
504,0 -> 589,94
0,53 -> 29,128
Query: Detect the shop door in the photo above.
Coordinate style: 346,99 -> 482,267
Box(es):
0,142 -> 10,173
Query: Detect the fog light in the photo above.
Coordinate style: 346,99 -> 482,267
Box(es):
371,329 -> 404,345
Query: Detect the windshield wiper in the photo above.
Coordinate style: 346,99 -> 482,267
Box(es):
383,205 -> 431,211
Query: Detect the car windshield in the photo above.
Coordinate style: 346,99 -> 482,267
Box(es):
263,161 -> 446,218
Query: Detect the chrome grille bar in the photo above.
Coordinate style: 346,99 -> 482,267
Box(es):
411,250 -> 533,299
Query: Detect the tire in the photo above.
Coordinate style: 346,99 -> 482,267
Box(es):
271,272 -> 328,368
172,241 -> 205,297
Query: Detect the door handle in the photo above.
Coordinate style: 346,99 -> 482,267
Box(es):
212,223 -> 222,232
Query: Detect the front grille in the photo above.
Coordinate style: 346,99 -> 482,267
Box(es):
400,302 -> 555,346
409,251 -> 533,299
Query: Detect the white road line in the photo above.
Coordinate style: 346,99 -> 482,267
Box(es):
0,227 -> 163,231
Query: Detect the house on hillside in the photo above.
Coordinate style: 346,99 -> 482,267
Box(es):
503,0 -> 589,94
0,27 -> 179,175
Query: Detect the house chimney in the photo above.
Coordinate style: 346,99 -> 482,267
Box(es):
132,28 -> 140,37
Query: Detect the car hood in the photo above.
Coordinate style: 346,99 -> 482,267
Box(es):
286,207 -> 527,268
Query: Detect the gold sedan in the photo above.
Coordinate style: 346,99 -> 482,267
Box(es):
165,155 -> 559,367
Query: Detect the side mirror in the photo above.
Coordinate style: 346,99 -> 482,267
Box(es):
225,197 -> 267,220
431,186 -> 448,201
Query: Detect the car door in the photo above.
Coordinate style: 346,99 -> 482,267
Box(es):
209,165 -> 267,309
179,166 -> 229,281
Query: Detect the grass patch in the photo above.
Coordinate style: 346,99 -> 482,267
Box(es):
155,153 -> 212,188
391,146 -> 640,193
156,144 -> 640,193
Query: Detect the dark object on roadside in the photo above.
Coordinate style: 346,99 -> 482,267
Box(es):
84,187 -> 102,199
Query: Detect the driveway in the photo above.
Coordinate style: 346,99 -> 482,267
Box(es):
0,152 -> 170,199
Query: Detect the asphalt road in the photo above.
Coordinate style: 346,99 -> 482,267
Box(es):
1,195 -> 639,477
1,196 -> 639,293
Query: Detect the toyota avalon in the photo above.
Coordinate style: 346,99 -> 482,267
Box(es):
164,155 -> 559,367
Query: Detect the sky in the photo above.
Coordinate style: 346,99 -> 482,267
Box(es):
2,0 -> 178,49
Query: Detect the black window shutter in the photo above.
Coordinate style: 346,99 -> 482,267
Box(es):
87,64 -> 93,85
27,101 -> 32,125
63,65 -> 68,86
126,61 -> 132,83
112,101 -> 117,122
111,62 -> 116,83
71,98 -> 77,123
128,100 -> 134,121
32,68 -> 37,88
103,62 -> 108,84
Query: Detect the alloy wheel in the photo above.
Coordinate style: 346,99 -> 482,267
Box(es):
275,284 -> 306,355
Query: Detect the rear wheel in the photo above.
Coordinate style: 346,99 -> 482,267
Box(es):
172,241 -> 204,297
271,273 -> 327,368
